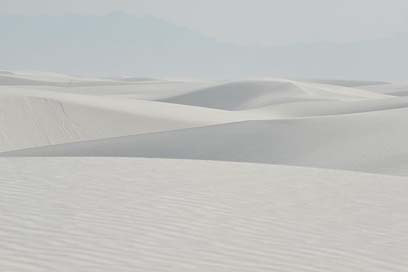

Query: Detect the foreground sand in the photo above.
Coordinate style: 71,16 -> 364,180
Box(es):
1,71 -> 408,271
1,157 -> 408,272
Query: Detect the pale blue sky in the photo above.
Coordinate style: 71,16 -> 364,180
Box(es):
2,0 -> 408,46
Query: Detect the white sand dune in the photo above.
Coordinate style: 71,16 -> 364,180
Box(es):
6,106 -> 407,175
0,95 -> 191,152
250,96 -> 408,118
0,71 -> 102,85
304,79 -> 389,87
2,75 -> 408,175
0,71 -> 148,87
0,70 -> 215,97
0,87 -> 253,152
1,71 -> 408,271
360,83 -> 408,96
51,80 -> 215,99
1,157 -> 408,272
0,70 -> 15,75
160,80 -> 389,110
0,77 -> 232,152
4,77 -> 403,153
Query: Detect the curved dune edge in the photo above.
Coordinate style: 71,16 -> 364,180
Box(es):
360,82 -> 408,96
0,90 -> 252,152
249,96 -> 408,117
1,78 -> 408,154
4,105 -> 408,176
1,157 -> 407,272
160,79 -> 390,110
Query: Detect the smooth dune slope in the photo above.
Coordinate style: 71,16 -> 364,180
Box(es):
7,107 -> 408,175
1,157 -> 408,272
0,71 -> 133,87
0,74 -> 261,152
0,88 -> 251,152
160,80 -> 389,110
304,79 -> 389,87
6,80 -> 215,99
0,70 -> 216,98
0,94 -> 174,152
250,96 -> 408,118
360,83 -> 408,96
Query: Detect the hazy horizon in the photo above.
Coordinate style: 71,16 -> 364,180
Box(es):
3,0 -> 408,46
2,1 -> 408,80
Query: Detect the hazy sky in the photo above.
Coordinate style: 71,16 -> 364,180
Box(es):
3,0 -> 408,46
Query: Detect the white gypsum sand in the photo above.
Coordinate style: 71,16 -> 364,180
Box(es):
1,71 -> 408,271
5,104 -> 408,175
1,157 -> 408,272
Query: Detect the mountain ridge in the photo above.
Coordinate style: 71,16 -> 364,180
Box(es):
1,13 -> 408,80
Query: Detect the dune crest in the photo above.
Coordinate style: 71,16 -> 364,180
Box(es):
160,80 -> 389,110
1,73 -> 408,177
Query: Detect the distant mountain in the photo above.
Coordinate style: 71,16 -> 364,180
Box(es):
1,13 -> 408,80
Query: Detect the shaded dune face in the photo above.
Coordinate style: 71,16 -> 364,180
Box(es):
162,81 -> 308,110
360,83 -> 408,97
0,95 -> 216,152
5,107 -> 407,175
0,72 -> 407,177
160,80 -> 388,110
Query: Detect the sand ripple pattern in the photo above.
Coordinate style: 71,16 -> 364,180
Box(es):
1,158 -> 408,272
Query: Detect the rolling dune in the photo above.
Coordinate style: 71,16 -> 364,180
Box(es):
161,80 -> 389,110
5,104 -> 408,175
1,71 -> 408,271
361,83 -> 408,96
0,86 -> 249,152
